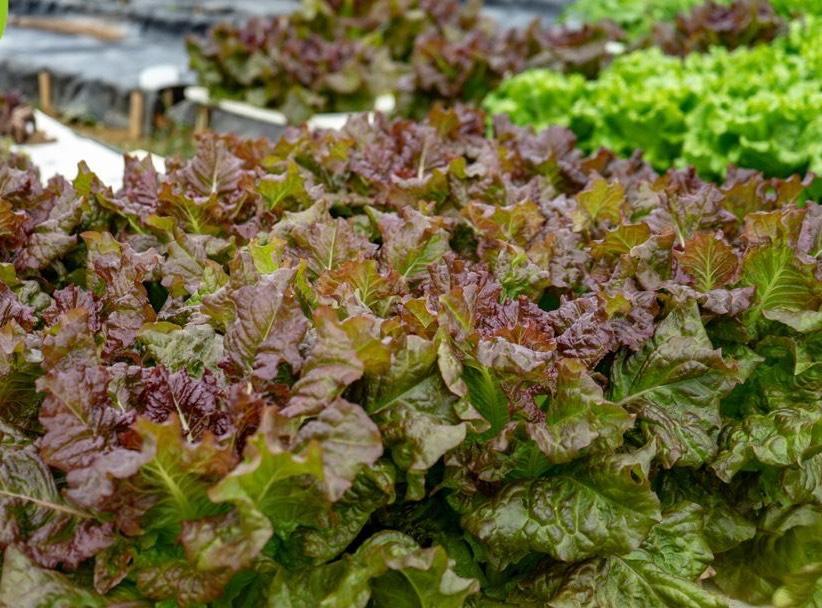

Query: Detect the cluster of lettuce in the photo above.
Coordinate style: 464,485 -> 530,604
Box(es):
485,16 -> 822,179
561,0 -> 818,38
187,0 -> 627,123
636,0 -> 784,57
187,0 -> 788,123
1,105 -> 820,607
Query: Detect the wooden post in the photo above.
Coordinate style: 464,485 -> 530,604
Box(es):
38,71 -> 53,115
11,16 -> 126,42
129,90 -> 144,140
161,89 -> 174,110
194,105 -> 210,134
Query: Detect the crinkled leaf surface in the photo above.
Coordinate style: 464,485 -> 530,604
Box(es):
0,546 -> 107,608
461,448 -> 661,566
546,503 -> 724,608
267,531 -> 479,608
610,302 -> 743,467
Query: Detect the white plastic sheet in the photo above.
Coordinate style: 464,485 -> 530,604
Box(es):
13,111 -> 164,190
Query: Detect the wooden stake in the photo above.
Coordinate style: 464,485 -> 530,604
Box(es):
194,105 -> 210,134
10,16 -> 126,42
162,89 -> 174,110
129,90 -> 144,140
38,71 -> 53,115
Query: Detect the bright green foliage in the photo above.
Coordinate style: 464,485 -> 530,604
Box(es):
485,18 -> 822,178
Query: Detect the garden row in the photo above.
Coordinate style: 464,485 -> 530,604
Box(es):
486,15 -> 821,178
563,0 -> 818,37
187,0 -> 813,123
1,105 -> 820,607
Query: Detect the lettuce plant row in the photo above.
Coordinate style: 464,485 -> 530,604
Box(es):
561,0 -> 820,38
187,0 -> 789,123
0,106 -> 820,607
186,0 -> 625,123
485,16 -> 822,179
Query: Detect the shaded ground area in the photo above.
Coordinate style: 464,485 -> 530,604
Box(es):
0,22 -> 193,128
69,119 -> 196,158
10,0 -> 299,34
11,0 -> 571,33
1,1 -> 301,129
485,0 -> 570,24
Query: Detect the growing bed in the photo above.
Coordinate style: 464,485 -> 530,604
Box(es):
2,103 -> 820,607
0,0 -> 820,607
